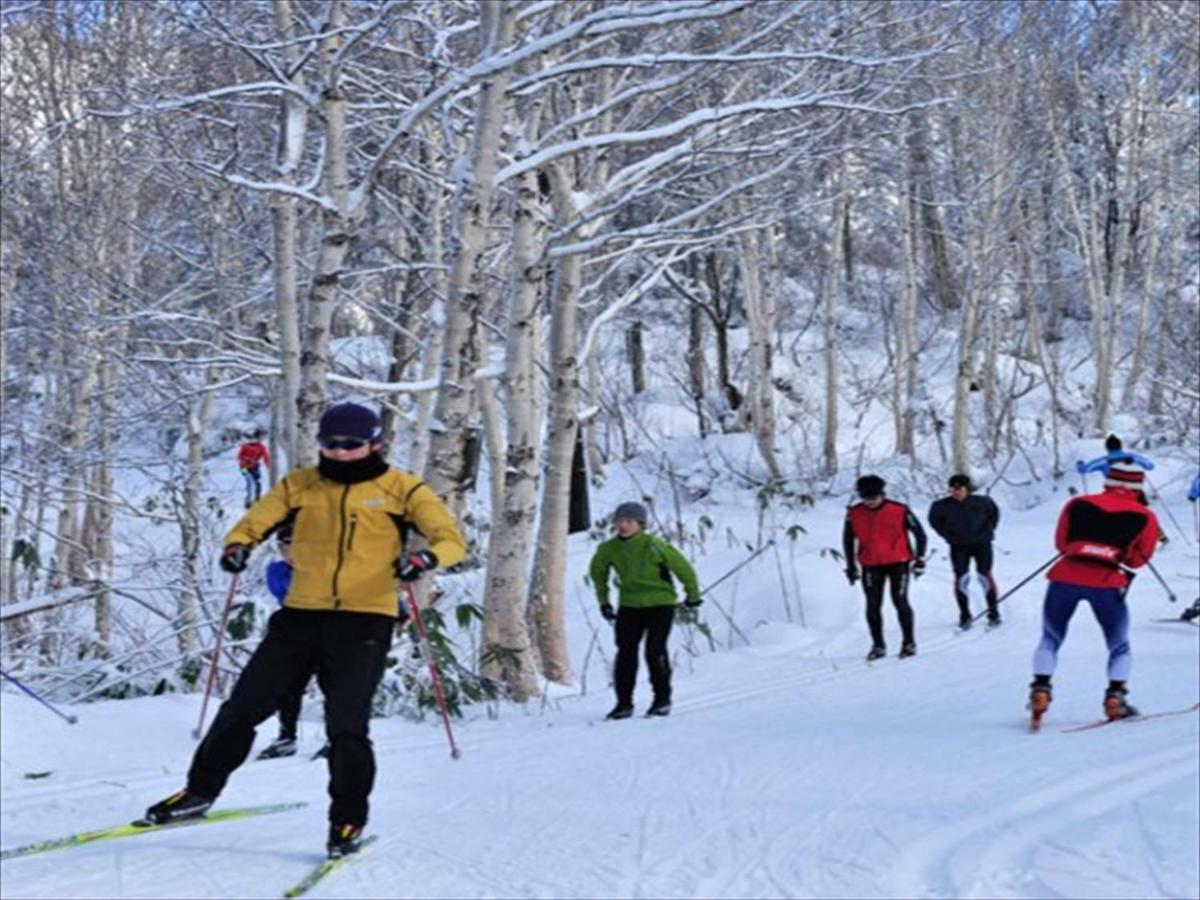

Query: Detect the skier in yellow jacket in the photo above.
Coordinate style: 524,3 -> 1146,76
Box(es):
143,402 -> 465,858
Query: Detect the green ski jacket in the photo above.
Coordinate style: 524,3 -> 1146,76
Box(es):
589,532 -> 700,609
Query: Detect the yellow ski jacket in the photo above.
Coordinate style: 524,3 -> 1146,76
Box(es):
224,466 -> 466,616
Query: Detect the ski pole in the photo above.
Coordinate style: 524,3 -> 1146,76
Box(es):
966,553 -> 1061,626
194,574 -> 240,740
0,667 -> 78,724
1144,474 -> 1189,543
1143,559 -> 1178,603
689,541 -> 772,646
699,540 -> 774,599
404,584 -> 461,760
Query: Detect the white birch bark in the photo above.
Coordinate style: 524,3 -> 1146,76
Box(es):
895,166 -> 919,455
822,195 -> 846,477
524,161 -> 584,688
270,0 -> 307,467
407,128 -> 449,475
178,371 -> 217,656
294,0 -> 354,463
481,137 -> 547,698
737,221 -> 782,482
423,1 -> 515,512
1120,173 -> 1163,410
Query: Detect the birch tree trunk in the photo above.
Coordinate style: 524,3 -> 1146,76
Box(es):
47,351 -> 96,592
423,1 -> 515,511
737,222 -> 782,482
524,161 -> 583,688
950,283 -> 982,475
1147,178 -> 1180,416
270,0 -> 307,467
1119,204 -> 1159,410
178,374 -> 215,656
687,288 -> 708,439
481,141 -> 547,698
294,0 -> 354,463
408,129 -> 449,475
908,111 -> 959,312
894,166 -> 919,455
822,195 -> 846,476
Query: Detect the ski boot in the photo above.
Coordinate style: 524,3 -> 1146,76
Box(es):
311,742 -> 331,760
865,645 -> 887,661
327,823 -> 365,859
898,641 -> 917,659
646,699 -> 672,718
1103,686 -> 1139,721
605,703 -> 634,720
986,608 -> 1002,628
257,736 -> 297,760
958,612 -> 973,630
140,788 -> 213,826
1028,680 -> 1052,731
1181,599 -> 1200,623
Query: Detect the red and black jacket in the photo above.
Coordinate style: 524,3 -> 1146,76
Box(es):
843,500 -> 927,569
1047,488 -> 1159,589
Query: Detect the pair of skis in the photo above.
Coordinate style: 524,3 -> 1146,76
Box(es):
1030,701 -> 1200,733
0,801 -> 371,898
1061,701 -> 1200,733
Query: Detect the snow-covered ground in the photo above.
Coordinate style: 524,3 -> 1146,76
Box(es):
2,478 -> 1197,900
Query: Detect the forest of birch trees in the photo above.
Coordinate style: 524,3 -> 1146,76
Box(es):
1,0 -> 1197,702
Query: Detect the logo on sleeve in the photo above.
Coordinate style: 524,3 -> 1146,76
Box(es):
363,497 -> 384,508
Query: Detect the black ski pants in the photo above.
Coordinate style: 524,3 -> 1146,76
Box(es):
276,674 -> 307,740
613,605 -> 674,706
188,607 -> 392,826
862,563 -> 915,647
949,543 -> 998,617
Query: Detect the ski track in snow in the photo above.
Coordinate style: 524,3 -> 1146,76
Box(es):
892,744 -> 1200,899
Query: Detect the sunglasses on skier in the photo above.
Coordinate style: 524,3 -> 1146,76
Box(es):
318,436 -> 369,450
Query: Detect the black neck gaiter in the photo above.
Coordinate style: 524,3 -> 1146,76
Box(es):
318,452 -> 389,485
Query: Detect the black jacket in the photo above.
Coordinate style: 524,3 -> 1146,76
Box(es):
928,494 -> 999,546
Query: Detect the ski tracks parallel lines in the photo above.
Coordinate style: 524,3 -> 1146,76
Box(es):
670,624 -> 992,719
889,743 -> 1199,899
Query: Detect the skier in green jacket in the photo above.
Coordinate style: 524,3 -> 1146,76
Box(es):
589,502 -> 701,719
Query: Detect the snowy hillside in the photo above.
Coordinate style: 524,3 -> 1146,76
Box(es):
3,484 -> 1197,900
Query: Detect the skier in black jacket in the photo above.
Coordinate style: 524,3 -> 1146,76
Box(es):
928,474 -> 1001,628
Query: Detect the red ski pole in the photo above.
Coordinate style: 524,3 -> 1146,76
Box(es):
194,574 -> 240,739
404,583 -> 461,760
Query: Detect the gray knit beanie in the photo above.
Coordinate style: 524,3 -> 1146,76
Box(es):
613,502 -> 648,524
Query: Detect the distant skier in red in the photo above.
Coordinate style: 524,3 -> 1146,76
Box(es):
843,475 -> 927,661
237,430 -> 270,508
1028,458 -> 1159,729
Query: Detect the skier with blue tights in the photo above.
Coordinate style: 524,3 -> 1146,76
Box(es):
1028,459 -> 1160,729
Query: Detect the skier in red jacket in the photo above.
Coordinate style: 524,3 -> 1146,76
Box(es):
843,475 -> 927,661
1028,459 -> 1159,728
237,430 -> 270,508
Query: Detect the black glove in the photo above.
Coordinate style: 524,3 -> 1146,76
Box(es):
845,567 -> 859,586
599,603 -> 616,623
220,543 -> 251,574
912,558 -> 926,579
683,597 -> 702,609
395,549 -> 438,582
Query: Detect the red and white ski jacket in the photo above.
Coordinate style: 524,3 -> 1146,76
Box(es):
1047,487 -> 1159,589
